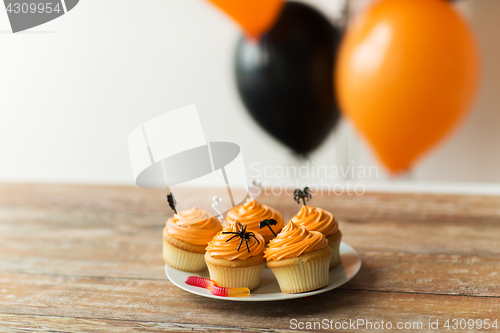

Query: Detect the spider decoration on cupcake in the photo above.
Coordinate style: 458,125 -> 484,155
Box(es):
294,187 -> 311,206
222,221 -> 260,253
259,219 -> 278,237
167,192 -> 177,214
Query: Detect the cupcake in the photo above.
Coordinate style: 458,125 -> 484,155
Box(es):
163,206 -> 222,272
205,222 -> 265,290
264,222 -> 332,294
226,199 -> 283,243
291,205 -> 342,270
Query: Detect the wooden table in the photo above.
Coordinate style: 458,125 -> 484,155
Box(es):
1,183 -> 499,332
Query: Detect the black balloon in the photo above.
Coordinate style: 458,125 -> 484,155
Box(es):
235,2 -> 342,156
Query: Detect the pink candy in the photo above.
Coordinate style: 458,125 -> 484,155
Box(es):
185,276 -> 250,297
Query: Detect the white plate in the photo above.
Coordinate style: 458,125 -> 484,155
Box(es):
165,242 -> 361,301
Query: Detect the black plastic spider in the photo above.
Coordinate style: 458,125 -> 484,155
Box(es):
222,222 -> 260,253
167,192 -> 177,214
259,219 -> 278,237
293,187 -> 311,206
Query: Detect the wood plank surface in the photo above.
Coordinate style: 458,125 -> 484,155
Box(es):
1,277 -> 499,331
1,183 -> 500,332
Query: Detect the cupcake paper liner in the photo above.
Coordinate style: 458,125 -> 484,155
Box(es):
269,255 -> 331,294
327,231 -> 342,270
163,239 -> 206,272
206,262 -> 265,290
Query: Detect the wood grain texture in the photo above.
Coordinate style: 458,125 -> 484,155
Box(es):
1,277 -> 499,331
1,183 -> 500,332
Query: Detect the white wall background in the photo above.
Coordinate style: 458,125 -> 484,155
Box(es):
0,0 -> 499,189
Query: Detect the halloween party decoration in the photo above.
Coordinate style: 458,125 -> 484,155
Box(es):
235,2 -> 343,156
259,219 -> 278,237
294,187 -> 311,206
206,0 -> 283,39
336,0 -> 479,172
128,105 -> 248,214
212,196 -> 228,227
246,180 -> 262,201
167,192 -> 177,214
222,221 -> 261,253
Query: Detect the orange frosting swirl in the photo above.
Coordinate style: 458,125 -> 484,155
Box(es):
165,206 -> 222,245
264,222 -> 328,261
206,223 -> 265,260
291,206 -> 338,237
226,200 -> 283,238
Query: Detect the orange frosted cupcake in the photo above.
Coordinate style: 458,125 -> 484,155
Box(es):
291,205 -> 342,269
264,222 -> 332,293
226,200 -> 283,243
163,206 -> 222,272
205,222 -> 265,290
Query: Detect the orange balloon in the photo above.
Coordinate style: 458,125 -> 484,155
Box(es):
336,0 -> 479,173
207,0 -> 283,38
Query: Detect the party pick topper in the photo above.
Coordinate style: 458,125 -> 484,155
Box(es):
167,192 -> 177,214
212,196 -> 227,228
293,187 -> 311,206
206,0 -> 283,38
259,219 -> 278,237
222,222 -> 260,253
245,179 -> 262,202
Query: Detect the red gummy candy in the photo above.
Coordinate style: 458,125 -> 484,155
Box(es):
185,276 -> 250,297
